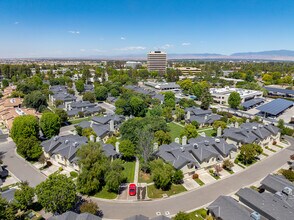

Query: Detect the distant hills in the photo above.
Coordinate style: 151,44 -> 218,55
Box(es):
231,50 -> 294,57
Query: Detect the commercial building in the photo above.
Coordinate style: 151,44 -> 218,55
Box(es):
210,87 -> 263,105
147,51 -> 167,73
175,67 -> 201,75
125,61 -> 142,69
144,82 -> 180,91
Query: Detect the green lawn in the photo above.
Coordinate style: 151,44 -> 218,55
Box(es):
276,145 -> 284,149
187,208 -> 208,220
210,173 -> 220,180
94,187 -> 117,199
69,116 -> 92,125
194,178 -> 205,186
122,161 -> 136,183
168,122 -> 184,141
147,184 -> 186,199
197,127 -> 216,137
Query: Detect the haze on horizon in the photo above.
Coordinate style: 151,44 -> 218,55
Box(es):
1,0 -> 294,58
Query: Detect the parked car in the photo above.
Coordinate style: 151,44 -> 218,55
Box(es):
129,183 -> 136,196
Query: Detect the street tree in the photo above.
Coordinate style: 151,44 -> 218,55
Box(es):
212,120 -> 227,130
105,159 -> 125,192
55,109 -> 68,124
228,91 -> 241,109
150,159 -> 174,190
35,173 -> 76,214
11,115 -> 39,145
239,144 -> 263,165
14,181 -> 34,211
164,91 -> 176,108
16,136 -> 42,161
40,112 -> 61,138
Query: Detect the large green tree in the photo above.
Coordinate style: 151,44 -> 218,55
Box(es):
154,130 -> 172,145
40,112 -> 61,138
228,91 -> 241,109
95,86 -> 108,101
55,108 -> 68,124
164,91 -> 176,108
82,91 -> 96,103
17,136 -> 42,160
35,173 -> 76,214
77,142 -> 109,195
75,80 -> 85,93
14,181 -> 35,211
181,124 -> 198,139
119,139 -> 136,160
11,115 -> 39,145
23,90 -> 48,112
0,197 -> 16,220
238,144 -> 263,165
105,159 -> 125,192
200,87 -> 213,110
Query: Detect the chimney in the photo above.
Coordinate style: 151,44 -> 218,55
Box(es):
235,122 -> 239,128
90,121 -> 93,128
115,142 -> 120,153
186,111 -> 191,120
204,115 -> 207,120
217,126 -> 222,137
90,135 -> 95,142
153,142 -> 159,152
182,136 -> 187,146
250,211 -> 261,220
175,137 -> 180,144
246,118 -> 250,123
110,120 -> 115,132
96,136 -> 101,142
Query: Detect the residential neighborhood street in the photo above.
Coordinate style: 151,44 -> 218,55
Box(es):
0,140 -> 46,187
94,137 -> 294,219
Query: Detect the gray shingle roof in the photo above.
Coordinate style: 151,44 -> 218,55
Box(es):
41,135 -> 88,163
156,137 -> 233,169
260,174 -> 294,194
102,143 -> 119,158
1,188 -> 16,203
236,188 -> 294,220
208,195 -> 251,220
185,107 -> 221,125
223,122 -> 279,145
48,211 -> 101,220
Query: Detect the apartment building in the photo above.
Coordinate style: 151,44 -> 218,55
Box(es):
147,51 -> 167,73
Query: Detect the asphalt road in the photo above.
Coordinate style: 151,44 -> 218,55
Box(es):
0,140 -> 46,187
95,137 -> 294,219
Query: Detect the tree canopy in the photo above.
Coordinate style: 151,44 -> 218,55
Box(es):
40,112 -> 61,138
35,173 -> 76,214
228,91 -> 241,109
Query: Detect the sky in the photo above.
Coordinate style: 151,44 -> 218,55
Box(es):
1,0 -> 294,58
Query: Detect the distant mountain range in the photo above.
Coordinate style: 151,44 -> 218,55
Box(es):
82,50 -> 294,61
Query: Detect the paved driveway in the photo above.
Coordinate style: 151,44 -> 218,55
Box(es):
94,137 -> 294,219
0,141 -> 46,187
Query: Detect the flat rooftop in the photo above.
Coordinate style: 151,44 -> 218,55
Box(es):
210,87 -> 262,97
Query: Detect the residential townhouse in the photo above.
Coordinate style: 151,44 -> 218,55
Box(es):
41,134 -> 120,171
155,136 -> 237,174
59,100 -> 102,118
223,122 -> 280,148
185,107 -> 221,127
49,85 -> 77,108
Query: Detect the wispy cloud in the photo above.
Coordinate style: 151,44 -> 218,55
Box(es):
80,49 -> 86,52
91,49 -> 105,52
120,36 -> 126,40
182,42 -> 191,46
14,21 -> 19,25
161,44 -> 173,49
68,30 -> 80,34
115,46 -> 146,51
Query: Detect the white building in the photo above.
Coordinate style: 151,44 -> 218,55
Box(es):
147,51 -> 167,73
210,87 -> 263,105
125,61 -> 142,69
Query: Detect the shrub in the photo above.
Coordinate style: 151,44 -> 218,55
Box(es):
70,171 -> 78,178
209,169 -> 214,174
272,140 -> 277,145
282,169 -> 294,182
192,173 -> 199,179
172,170 -> 184,184
223,159 -> 234,170
59,167 -> 63,172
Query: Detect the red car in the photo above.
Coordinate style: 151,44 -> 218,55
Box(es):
129,183 -> 136,196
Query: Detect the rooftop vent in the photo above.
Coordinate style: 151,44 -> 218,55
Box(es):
64,140 -> 69,144
193,143 -> 198,149
204,140 -> 209,146
282,187 -> 293,196
72,142 -> 79,147
250,211 -> 261,220
252,126 -> 257,130
215,138 -> 220,143
53,136 -> 59,141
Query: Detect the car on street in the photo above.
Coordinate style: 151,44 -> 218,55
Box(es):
129,183 -> 136,196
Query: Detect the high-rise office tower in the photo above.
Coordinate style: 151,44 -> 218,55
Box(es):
147,51 -> 167,73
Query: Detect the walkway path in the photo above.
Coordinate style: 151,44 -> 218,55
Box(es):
93,137 -> 294,219
134,157 -> 139,184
